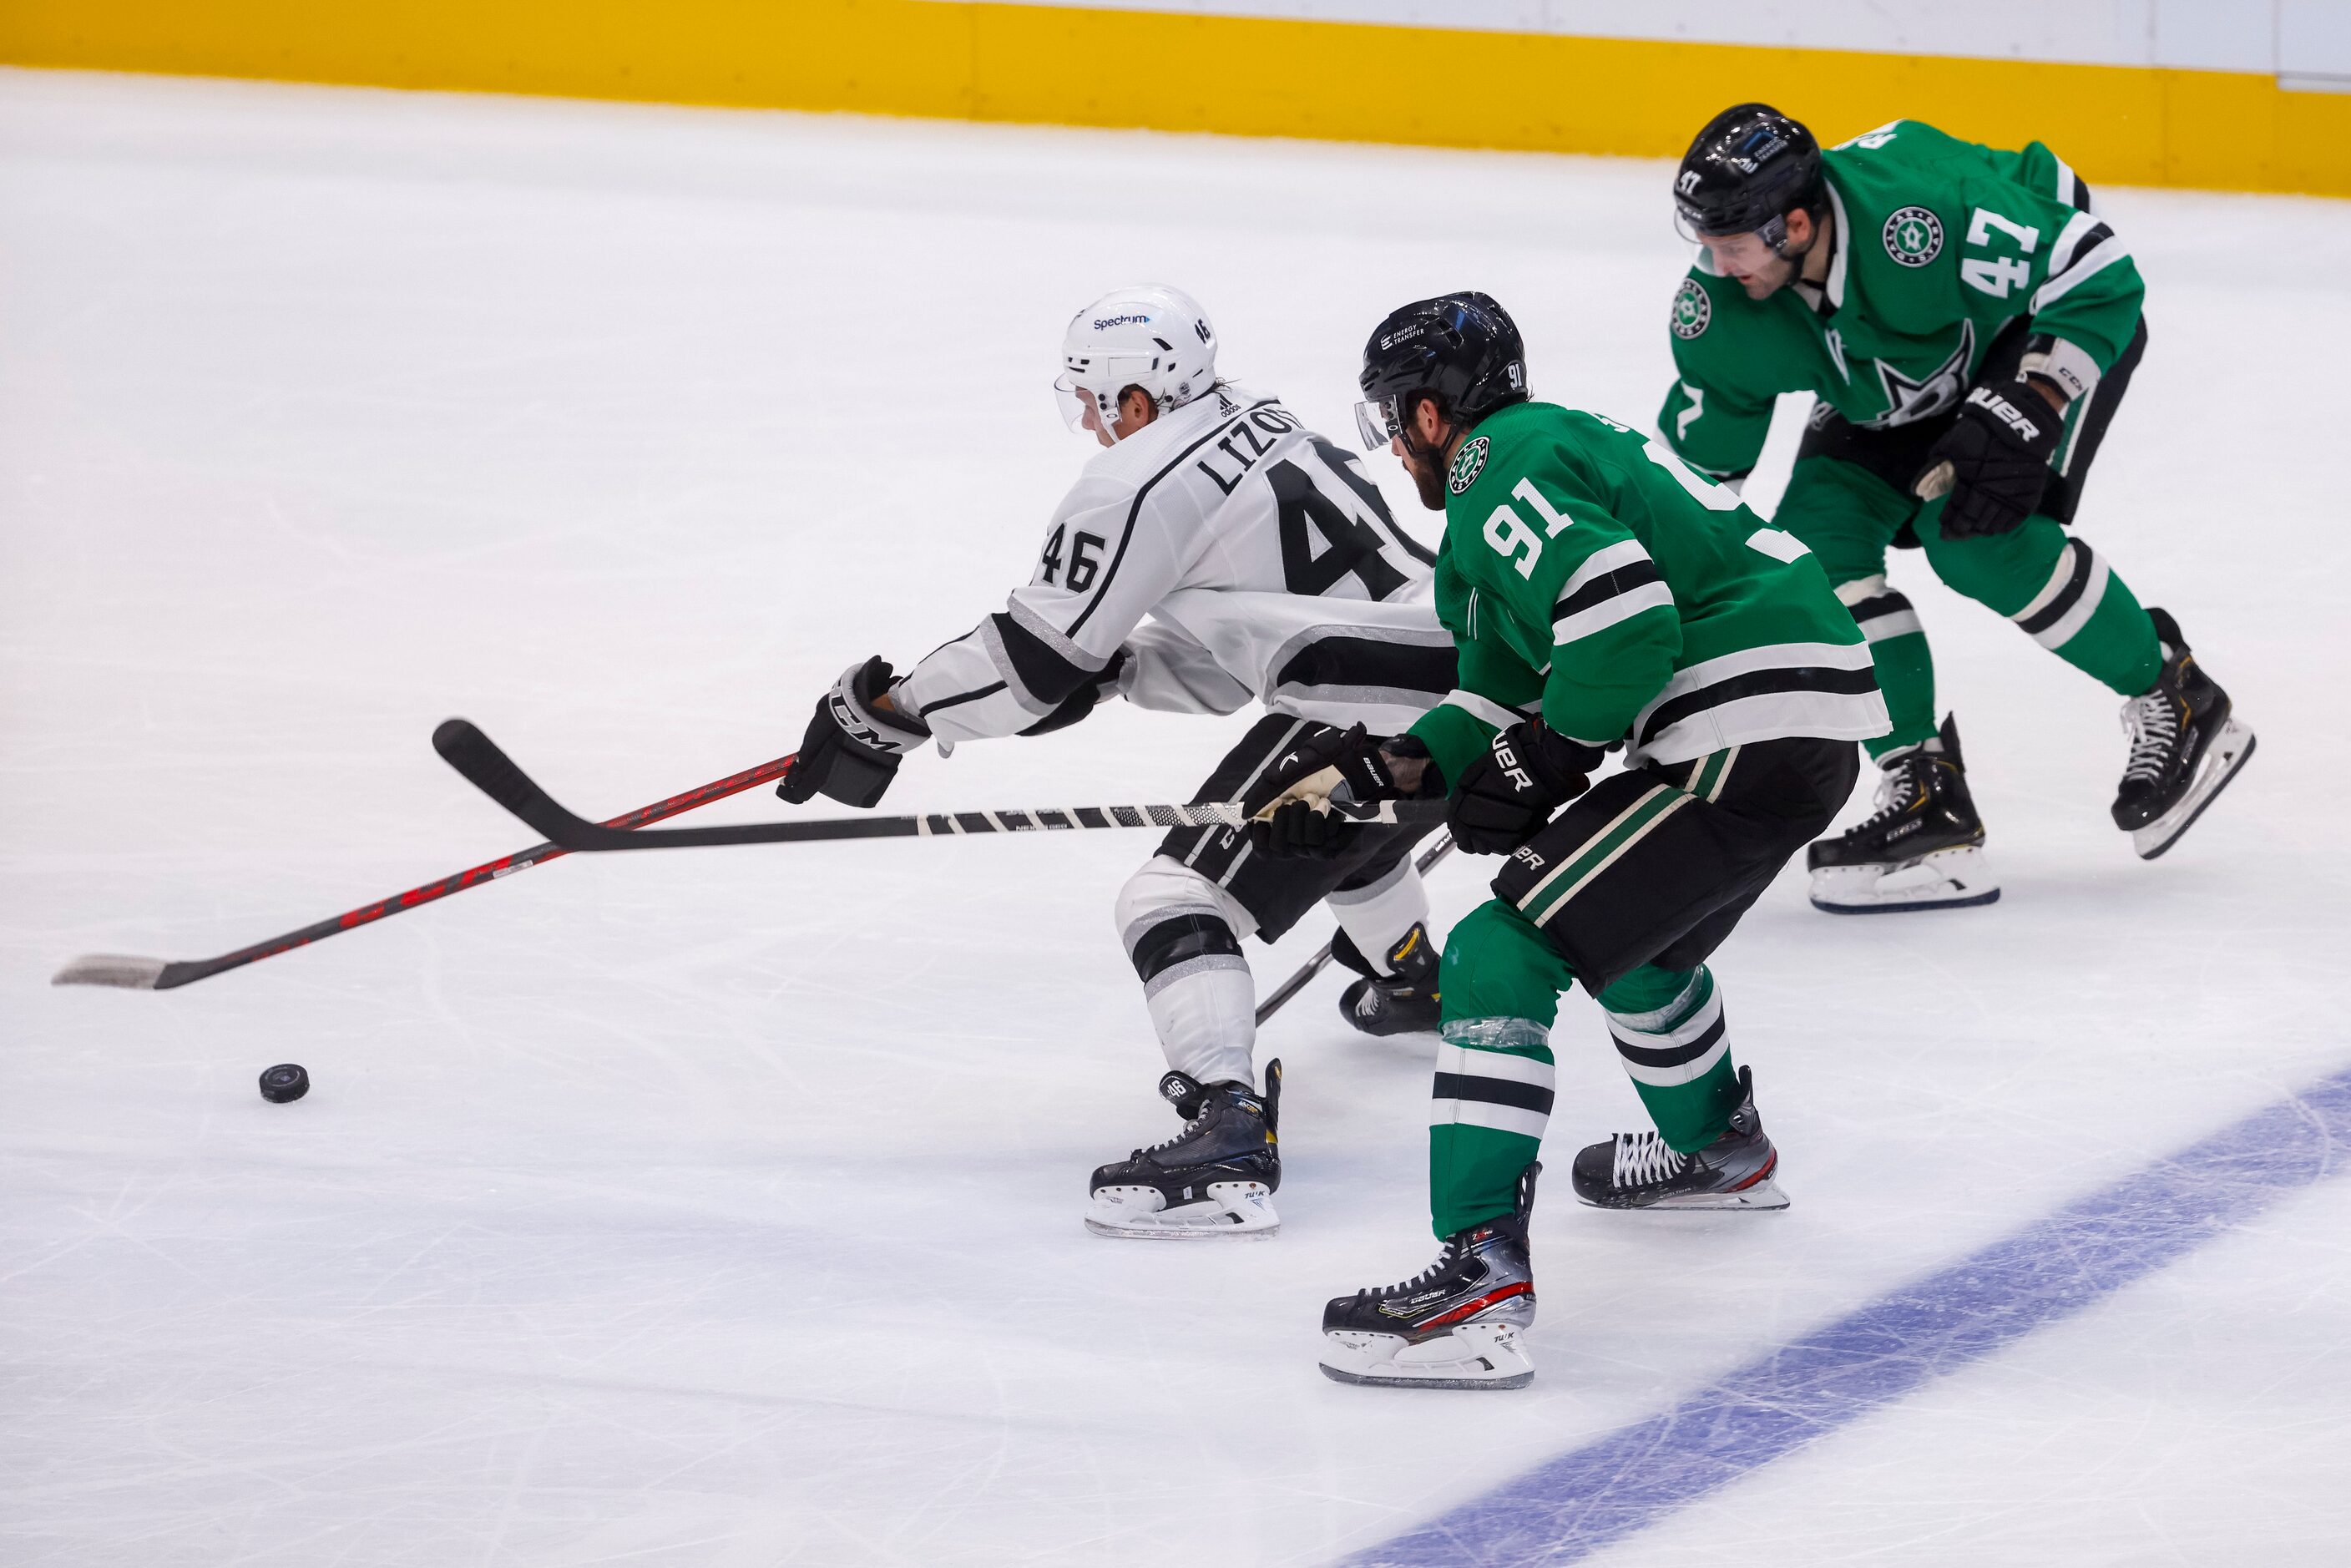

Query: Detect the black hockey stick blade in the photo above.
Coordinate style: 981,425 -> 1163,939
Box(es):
433,720 -> 913,849
52,953 -> 178,989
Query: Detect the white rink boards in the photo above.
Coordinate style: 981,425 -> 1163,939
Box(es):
4,68 -> 2350,1566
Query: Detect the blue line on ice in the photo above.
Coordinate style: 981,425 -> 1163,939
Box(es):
1345,1062 -> 2351,1567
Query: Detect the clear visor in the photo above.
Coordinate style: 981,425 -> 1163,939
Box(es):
1054,372 -> 1106,433
1677,206 -> 1789,271
1353,395 -> 1400,451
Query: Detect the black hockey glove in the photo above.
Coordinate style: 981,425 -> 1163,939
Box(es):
1244,725 -> 1433,859
1914,377 -> 2065,539
1446,721 -> 1602,855
1018,647 -> 1129,737
777,656 -> 931,808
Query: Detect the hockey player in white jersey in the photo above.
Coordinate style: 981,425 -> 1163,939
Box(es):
776,286 -> 1456,1237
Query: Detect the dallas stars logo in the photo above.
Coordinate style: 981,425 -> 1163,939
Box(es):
1449,435 -> 1490,495
1671,278 -> 1711,340
1863,319 -> 1976,428
1882,205 -> 1944,267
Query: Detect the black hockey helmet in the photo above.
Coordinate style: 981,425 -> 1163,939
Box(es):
1355,292 -> 1527,451
1674,104 -> 1824,250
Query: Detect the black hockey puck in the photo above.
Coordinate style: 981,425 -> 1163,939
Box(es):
258,1063 -> 310,1104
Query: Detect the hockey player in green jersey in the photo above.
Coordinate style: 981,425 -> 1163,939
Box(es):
1246,293 -> 1888,1388
1660,105 -> 2254,910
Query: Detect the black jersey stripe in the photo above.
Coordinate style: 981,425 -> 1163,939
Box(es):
2015,542 -> 2095,636
991,612 -> 1098,706
1636,665 -> 1882,747
1272,633 -> 1457,700
1552,560 -> 1665,622
2050,220 -> 2116,277
1844,590 -> 1914,622
919,680 -> 1007,715
1066,396 -> 1281,638
1609,1014 -> 1727,1071
1431,1072 -> 1556,1115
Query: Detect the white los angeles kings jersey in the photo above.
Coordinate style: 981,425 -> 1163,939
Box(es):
894,382 -> 1454,744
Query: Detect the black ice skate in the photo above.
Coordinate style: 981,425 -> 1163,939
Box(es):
1570,1066 -> 1787,1211
1085,1061 -> 1282,1239
1319,1164 -> 1540,1390
1334,923 -> 1441,1038
1807,713 -> 1999,913
2112,609 -> 2255,861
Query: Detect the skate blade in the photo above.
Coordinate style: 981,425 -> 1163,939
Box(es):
1643,1176 -> 1790,1211
1809,847 -> 1999,914
1084,1181 -> 1279,1240
1317,1323 -> 1534,1390
2132,722 -> 2255,861
1575,1176 -> 1791,1212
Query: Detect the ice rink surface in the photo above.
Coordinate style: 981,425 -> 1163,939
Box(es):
4,68 -> 2348,1566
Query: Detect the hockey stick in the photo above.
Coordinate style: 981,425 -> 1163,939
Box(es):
432,718 -> 1443,851
50,751 -> 799,991
1253,832 -> 1456,1026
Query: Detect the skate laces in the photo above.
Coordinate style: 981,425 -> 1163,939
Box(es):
1373,1237 -> 1467,1296
1851,754 -> 1925,831
1137,1087 -> 1252,1159
2119,690 -> 2181,786
1611,1131 -> 1689,1186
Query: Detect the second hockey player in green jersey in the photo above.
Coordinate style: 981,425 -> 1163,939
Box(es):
1405,400 -> 1884,787
1247,294 -> 1882,1391
1659,105 -> 2252,910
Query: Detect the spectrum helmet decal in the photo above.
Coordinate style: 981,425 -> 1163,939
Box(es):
1054,284 -> 1220,438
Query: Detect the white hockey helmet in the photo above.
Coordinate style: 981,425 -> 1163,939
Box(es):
1054,285 -> 1218,438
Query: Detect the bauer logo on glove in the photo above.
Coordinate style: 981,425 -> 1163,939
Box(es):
1446,721 -> 1601,856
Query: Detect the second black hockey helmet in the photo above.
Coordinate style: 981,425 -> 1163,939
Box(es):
1674,104 -> 1824,250
1355,292 -> 1528,450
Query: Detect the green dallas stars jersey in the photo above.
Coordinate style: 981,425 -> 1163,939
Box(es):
1658,119 -> 2141,479
1406,401 -> 1888,783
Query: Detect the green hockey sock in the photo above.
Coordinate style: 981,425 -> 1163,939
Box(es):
1595,965 -> 1742,1152
1836,579 -> 1938,760
1430,1017 -> 1554,1238
2040,544 -> 2163,695
1925,518 -> 2162,698
1862,630 -> 1936,760
1429,900 -> 1575,1238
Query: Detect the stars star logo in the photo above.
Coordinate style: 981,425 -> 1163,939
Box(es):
1882,205 -> 1944,266
1862,319 -> 1977,429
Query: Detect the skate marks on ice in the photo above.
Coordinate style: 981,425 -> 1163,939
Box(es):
1343,1062 -> 2351,1568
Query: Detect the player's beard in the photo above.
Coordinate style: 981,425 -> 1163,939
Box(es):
1403,445 -> 1448,511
